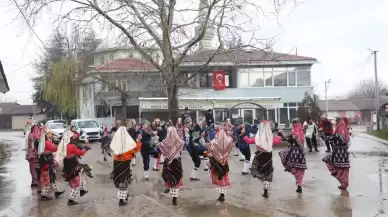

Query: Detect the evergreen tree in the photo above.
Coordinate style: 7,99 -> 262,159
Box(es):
297,91 -> 321,123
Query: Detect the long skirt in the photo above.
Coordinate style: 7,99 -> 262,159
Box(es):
110,160 -> 132,189
209,157 -> 231,187
40,165 -> 56,188
325,162 -> 350,188
162,158 -> 183,189
251,151 -> 273,182
28,158 -> 39,185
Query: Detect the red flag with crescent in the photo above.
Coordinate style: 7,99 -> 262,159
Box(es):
213,70 -> 226,90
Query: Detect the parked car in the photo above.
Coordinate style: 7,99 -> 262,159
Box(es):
46,119 -> 67,125
70,119 -> 101,142
46,123 -> 66,142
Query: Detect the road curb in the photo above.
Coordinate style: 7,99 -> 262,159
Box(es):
356,132 -> 388,146
27,190 -> 39,217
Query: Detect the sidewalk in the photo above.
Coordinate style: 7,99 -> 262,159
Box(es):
356,132 -> 388,146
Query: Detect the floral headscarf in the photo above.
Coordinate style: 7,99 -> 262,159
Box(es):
335,118 -> 350,143
158,127 -> 184,160
291,122 -> 304,145
208,128 -> 233,165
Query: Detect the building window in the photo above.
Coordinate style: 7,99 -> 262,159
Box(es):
346,111 -> 355,118
327,112 -> 338,118
289,108 -> 297,120
287,67 -> 296,86
296,66 -> 311,86
199,72 -> 230,88
279,108 -> 288,124
110,54 -> 114,60
100,56 -> 105,65
215,110 -> 223,123
272,68 -> 287,86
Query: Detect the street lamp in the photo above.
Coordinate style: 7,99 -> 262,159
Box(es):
325,79 -> 331,118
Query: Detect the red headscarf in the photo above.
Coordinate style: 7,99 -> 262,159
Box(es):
29,125 -> 41,140
335,118 -> 350,143
291,123 -> 304,145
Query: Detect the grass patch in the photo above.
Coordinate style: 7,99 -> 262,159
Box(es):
368,130 -> 388,140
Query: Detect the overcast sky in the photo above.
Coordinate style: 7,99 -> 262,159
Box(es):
0,0 -> 387,104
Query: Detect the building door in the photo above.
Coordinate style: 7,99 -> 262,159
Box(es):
241,109 -> 254,124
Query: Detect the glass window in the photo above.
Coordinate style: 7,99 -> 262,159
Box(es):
239,71 -> 249,87
215,110 -> 223,123
264,72 -> 273,86
198,110 -> 207,121
224,74 -> 230,87
346,111 -> 355,118
248,69 -> 264,87
187,73 -> 196,88
288,103 -> 297,107
255,108 -> 267,121
287,67 -> 296,86
273,71 -> 287,86
297,70 -> 311,86
110,54 -> 114,60
100,56 -> 105,65
267,109 -> 275,122
289,108 -> 297,120
279,108 -> 288,124
243,110 -> 253,124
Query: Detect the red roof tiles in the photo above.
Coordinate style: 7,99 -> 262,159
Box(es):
96,59 -> 158,72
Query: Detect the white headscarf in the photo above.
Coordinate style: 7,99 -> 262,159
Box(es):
255,121 -> 273,152
24,124 -> 31,149
55,129 -> 74,163
110,126 -> 136,155
37,128 -> 46,155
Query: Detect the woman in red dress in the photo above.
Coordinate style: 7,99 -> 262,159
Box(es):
39,129 -> 65,200
62,134 -> 91,205
207,125 -> 234,202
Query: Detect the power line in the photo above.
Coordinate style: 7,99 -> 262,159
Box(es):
11,0 -> 47,49
347,53 -> 373,85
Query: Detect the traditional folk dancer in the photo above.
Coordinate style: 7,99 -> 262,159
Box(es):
279,119 -> 307,193
319,117 -> 334,152
152,118 -> 167,167
247,121 -> 278,198
127,119 -> 138,166
237,125 -> 252,175
61,133 -> 92,206
207,127 -> 234,202
101,124 -> 111,161
26,124 -> 41,189
322,118 -> 351,190
187,120 -> 203,180
38,129 -> 65,200
158,126 -> 185,205
110,126 -> 141,206
139,120 -> 159,180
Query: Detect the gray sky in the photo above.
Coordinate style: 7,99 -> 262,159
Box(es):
0,0 -> 387,104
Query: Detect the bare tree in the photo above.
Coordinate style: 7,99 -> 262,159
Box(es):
15,0 -> 295,123
347,78 -> 388,99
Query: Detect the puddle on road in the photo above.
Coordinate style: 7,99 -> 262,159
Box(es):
178,200 -> 270,217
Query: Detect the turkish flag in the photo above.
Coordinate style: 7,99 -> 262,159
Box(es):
213,70 -> 226,90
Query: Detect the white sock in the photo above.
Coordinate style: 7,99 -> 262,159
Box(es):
239,152 -> 245,160
218,187 -> 227,194
117,189 -> 128,200
144,171 -> 149,178
131,158 -> 136,165
190,168 -> 198,178
41,187 -> 49,196
160,155 -> 165,163
81,174 -> 87,190
264,181 -> 271,190
151,157 -> 157,169
170,188 -> 179,197
51,183 -> 59,192
69,188 -> 79,200
242,160 -> 250,173
204,158 -> 209,170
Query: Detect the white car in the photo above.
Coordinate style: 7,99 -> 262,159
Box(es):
70,119 -> 102,142
46,123 -> 66,140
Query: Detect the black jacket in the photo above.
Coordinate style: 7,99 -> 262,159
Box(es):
205,113 -> 214,127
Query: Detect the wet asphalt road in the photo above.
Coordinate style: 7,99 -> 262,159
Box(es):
0,132 -> 388,217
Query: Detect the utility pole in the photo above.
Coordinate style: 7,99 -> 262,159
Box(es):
371,50 -> 380,130
324,79 -> 331,118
